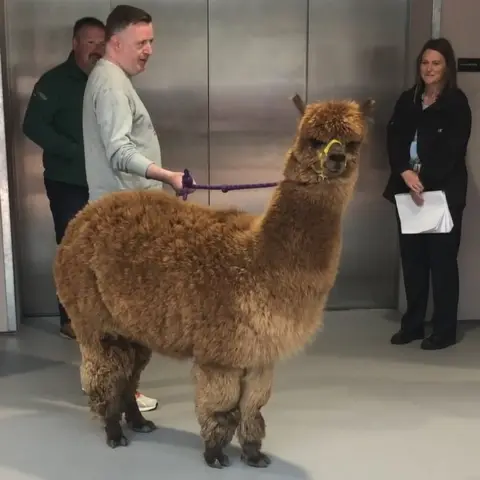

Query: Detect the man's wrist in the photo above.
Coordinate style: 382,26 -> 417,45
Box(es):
146,164 -> 174,185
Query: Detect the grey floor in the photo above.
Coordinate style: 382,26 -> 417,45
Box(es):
1,310 -> 480,480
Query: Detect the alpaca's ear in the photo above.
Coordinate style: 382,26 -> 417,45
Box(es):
361,98 -> 375,124
291,93 -> 306,115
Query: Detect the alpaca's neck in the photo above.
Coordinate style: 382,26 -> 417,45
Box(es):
236,177 -> 358,363
254,178 -> 355,278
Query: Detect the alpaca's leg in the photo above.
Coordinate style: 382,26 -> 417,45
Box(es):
237,366 -> 274,468
79,336 -> 134,448
192,363 -> 242,469
123,342 -> 156,433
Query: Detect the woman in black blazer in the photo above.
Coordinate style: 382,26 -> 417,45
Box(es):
383,37 -> 472,350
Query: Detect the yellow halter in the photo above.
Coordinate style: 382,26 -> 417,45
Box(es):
311,139 -> 343,180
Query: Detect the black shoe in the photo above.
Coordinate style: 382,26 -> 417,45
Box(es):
390,329 -> 424,345
420,334 -> 456,350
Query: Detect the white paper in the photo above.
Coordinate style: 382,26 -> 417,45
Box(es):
394,191 -> 453,234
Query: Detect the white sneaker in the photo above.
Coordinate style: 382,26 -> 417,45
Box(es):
81,389 -> 158,413
135,392 -> 158,412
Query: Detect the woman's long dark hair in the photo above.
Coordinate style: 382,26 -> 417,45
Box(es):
414,37 -> 457,97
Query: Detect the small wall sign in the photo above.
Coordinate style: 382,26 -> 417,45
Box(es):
458,58 -> 480,72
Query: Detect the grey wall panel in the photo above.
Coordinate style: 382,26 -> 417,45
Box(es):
440,0 -> 480,320
208,0 -> 308,215
4,1 -> 111,317
112,0 -> 210,208
399,0 -> 480,322
307,0 -> 409,308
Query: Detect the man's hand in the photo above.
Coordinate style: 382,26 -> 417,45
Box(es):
165,170 -> 196,195
401,170 -> 423,194
146,164 -> 196,195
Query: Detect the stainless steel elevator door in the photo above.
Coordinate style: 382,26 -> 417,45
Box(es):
7,0 -> 408,318
117,0 -> 210,208
207,0 -> 407,309
208,0 -> 308,213
4,1 -> 112,317
307,0 -> 408,308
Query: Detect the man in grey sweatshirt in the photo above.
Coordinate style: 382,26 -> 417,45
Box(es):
82,5 -> 194,413
83,5 -> 191,202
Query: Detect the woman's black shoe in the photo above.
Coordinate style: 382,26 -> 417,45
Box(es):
420,334 -> 456,350
390,329 -> 424,345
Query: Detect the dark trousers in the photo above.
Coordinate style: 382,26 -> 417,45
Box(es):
44,178 -> 89,326
397,205 -> 464,340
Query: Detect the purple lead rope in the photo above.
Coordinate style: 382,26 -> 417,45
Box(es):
179,168 -> 279,201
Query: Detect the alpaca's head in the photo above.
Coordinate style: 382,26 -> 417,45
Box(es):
285,95 -> 375,184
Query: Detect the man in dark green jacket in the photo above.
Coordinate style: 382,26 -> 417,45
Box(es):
23,16 -> 105,339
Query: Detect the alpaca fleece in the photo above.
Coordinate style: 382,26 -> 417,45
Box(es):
53,94 -> 374,468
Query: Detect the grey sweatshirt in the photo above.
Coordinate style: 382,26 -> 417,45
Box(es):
82,58 -> 162,202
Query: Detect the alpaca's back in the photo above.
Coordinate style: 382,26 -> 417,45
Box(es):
54,189 -> 258,362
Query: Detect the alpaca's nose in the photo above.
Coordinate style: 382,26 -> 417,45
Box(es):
330,153 -> 346,168
326,153 -> 346,173
330,153 -> 345,163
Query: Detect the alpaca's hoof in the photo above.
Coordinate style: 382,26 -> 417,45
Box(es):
241,451 -> 271,468
107,434 -> 129,448
204,448 -> 231,469
128,419 -> 157,433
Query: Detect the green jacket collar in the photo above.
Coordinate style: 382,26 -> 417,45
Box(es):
65,51 -> 88,80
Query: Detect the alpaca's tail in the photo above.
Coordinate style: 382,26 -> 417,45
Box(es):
53,211 -> 112,343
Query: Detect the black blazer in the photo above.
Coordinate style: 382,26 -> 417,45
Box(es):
383,85 -> 472,209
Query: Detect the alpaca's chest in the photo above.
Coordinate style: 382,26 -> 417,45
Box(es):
232,298 -> 325,367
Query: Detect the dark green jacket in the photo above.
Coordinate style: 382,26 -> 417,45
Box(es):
23,52 -> 88,187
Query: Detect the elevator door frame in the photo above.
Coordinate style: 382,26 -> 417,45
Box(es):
0,37 -> 18,333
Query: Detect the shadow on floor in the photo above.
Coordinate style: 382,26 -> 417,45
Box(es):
0,319 -> 311,479
0,404 -> 310,480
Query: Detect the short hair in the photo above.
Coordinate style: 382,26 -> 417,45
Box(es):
105,5 -> 152,40
415,37 -> 458,92
73,17 -> 105,37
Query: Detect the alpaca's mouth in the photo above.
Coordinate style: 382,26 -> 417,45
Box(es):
324,154 -> 347,176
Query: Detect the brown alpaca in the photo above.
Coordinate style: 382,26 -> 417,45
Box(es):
53,94 -> 374,468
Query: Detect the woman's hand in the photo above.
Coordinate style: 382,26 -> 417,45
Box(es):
401,170 -> 424,193
410,190 -> 424,206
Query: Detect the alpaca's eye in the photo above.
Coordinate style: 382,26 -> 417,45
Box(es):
346,141 -> 360,152
310,139 -> 324,149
